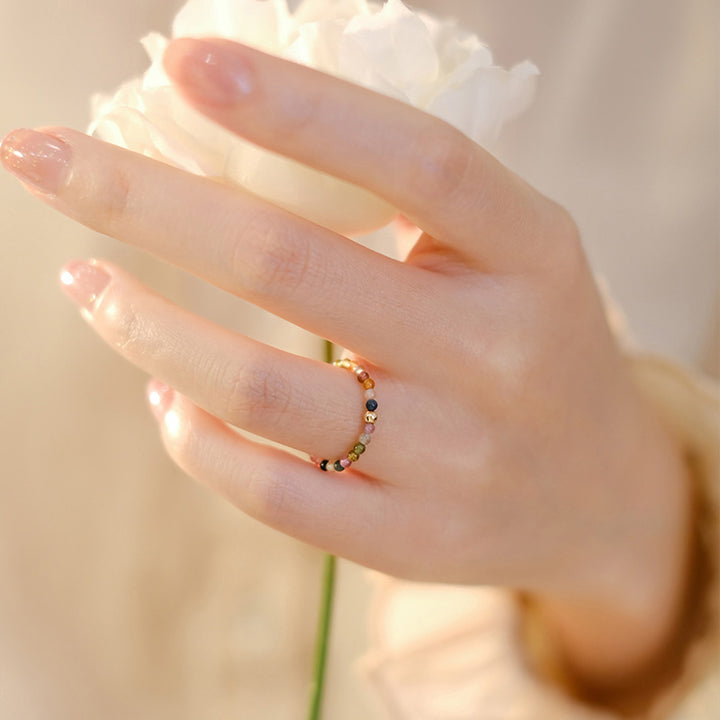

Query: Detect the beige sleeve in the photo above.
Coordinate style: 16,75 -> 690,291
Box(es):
625,355 -> 719,718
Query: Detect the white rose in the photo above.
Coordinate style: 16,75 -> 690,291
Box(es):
90,0 -> 538,237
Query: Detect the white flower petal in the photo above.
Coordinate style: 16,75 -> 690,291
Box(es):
92,108 -> 205,174
340,0 -> 438,95
140,33 -> 172,89
420,14 -> 491,75
89,0 -> 539,238
285,20 -> 345,73
503,60 -> 541,123
225,143 -> 396,236
173,0 -> 292,50
291,0 -> 373,27
139,87 -> 234,176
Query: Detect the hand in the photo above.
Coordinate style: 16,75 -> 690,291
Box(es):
1,38 -> 691,693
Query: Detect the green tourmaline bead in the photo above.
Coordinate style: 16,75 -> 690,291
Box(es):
348,451 -> 359,462
353,443 -> 366,455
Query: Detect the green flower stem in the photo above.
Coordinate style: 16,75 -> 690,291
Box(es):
307,553 -> 337,720
306,338 -> 338,720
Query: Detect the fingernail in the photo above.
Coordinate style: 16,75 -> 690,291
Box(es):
164,38 -> 254,106
147,380 -> 174,421
59,260 -> 111,313
1,128 -> 71,194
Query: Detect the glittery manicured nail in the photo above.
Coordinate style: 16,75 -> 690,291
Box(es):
1,128 -> 71,194
147,380 -> 174,421
164,38 -> 254,106
59,260 -> 111,313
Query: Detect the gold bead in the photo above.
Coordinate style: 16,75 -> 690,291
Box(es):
363,378 -> 375,390
365,411 -> 378,424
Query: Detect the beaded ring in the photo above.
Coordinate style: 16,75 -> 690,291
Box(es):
310,358 -> 378,473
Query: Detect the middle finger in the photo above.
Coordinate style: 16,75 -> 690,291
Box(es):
1,127 -> 437,372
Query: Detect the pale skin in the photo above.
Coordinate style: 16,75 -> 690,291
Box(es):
1,38 -> 692,702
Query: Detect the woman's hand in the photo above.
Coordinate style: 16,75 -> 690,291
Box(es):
1,38 -> 691,694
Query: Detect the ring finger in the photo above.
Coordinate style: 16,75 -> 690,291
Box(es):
61,258 -> 403,476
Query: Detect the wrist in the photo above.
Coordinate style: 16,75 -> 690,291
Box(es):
532,390 -> 695,702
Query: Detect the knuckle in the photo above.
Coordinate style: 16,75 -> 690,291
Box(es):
94,165 -> 133,230
223,360 -> 293,427
244,470 -> 298,526
99,298 -> 145,355
270,87 -> 319,142
232,215 -> 312,299
407,123 -> 476,205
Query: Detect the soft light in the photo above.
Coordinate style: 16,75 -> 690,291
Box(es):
164,408 -> 182,437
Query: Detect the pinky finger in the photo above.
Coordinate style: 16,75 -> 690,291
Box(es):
147,380 -> 392,565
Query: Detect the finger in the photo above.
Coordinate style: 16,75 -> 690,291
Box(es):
60,258 -> 401,475
163,37 -> 561,271
0,126 -> 440,370
148,385 -> 400,569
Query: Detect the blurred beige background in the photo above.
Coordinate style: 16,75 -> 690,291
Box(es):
0,0 -> 716,718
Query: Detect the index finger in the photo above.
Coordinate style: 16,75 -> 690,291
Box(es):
164,38 -> 563,272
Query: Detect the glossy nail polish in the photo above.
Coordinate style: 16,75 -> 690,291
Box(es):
1,128 -> 71,194
164,38 -> 254,106
59,260 -> 111,313
147,380 -> 174,421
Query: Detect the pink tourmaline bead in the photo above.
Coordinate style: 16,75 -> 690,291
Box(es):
364,423 -> 375,434
340,458 -> 351,468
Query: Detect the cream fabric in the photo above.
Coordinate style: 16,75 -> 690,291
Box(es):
0,0 -> 716,718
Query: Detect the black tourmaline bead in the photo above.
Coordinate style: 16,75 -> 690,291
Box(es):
366,399 -> 378,412
334,461 -> 345,472
320,460 -> 329,472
